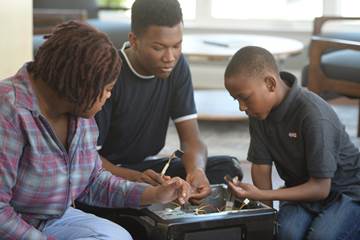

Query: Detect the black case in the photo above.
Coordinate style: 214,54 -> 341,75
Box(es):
139,184 -> 277,240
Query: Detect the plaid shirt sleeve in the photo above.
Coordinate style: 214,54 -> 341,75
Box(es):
77,150 -> 149,208
0,107 -> 52,239
76,118 -> 149,208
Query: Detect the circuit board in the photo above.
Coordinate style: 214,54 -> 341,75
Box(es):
147,184 -> 262,220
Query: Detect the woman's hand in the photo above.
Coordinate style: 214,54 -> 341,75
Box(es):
155,177 -> 191,204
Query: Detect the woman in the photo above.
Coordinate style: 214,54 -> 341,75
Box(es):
0,21 -> 190,240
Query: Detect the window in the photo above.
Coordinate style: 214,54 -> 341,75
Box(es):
120,0 -> 195,19
339,0 -> 360,16
211,0 -> 322,21
179,0 -> 196,20
101,0 -> 359,32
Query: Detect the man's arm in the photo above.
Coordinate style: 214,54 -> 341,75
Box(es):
175,118 -> 211,200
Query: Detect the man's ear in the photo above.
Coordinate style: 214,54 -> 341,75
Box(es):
128,32 -> 138,49
264,76 -> 276,92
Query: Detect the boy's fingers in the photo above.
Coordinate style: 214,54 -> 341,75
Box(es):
228,180 -> 245,195
141,174 -> 159,186
190,188 -> 208,200
149,171 -> 165,185
162,175 -> 171,181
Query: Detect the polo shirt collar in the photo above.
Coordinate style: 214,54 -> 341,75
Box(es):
267,71 -> 301,122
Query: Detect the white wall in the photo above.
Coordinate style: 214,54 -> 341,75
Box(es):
0,0 -> 33,79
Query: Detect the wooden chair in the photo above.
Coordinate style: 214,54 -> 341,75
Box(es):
33,0 -> 130,51
33,8 -> 87,34
302,16 -> 360,137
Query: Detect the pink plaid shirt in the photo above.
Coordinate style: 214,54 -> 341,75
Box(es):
0,64 -> 147,239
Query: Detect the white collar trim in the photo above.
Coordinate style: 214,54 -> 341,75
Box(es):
121,42 -> 155,79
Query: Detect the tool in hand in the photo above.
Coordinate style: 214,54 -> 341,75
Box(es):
239,198 -> 250,209
160,149 -> 184,177
224,174 -> 235,210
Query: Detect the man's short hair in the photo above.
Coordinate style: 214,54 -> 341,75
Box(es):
225,46 -> 279,79
131,0 -> 183,35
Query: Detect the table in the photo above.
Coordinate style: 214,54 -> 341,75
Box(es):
182,33 -> 304,121
182,33 -> 304,62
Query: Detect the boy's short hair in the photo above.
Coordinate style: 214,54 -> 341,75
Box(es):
131,0 -> 183,35
225,46 -> 279,79
28,21 -> 121,113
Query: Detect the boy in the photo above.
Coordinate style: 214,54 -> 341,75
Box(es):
224,46 -> 360,239
95,0 -> 242,202
0,21 -> 190,240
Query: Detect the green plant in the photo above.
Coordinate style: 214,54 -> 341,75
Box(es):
97,0 -> 126,8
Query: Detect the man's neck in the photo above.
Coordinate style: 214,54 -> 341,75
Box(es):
124,47 -> 149,76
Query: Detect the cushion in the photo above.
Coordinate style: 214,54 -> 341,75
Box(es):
33,19 -> 131,55
321,49 -> 360,84
34,0 -> 98,18
86,19 -> 130,49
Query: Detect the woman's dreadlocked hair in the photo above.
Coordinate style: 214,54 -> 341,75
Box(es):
28,21 -> 121,113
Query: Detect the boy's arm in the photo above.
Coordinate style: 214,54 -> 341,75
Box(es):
228,176 -> 331,202
262,177 -> 331,201
251,163 -> 273,207
175,118 -> 207,173
100,156 -> 165,186
175,118 -> 211,201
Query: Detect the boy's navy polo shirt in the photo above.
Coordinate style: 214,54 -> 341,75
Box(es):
248,72 -> 360,201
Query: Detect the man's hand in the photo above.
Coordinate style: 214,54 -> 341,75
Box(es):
186,168 -> 211,203
135,169 -> 170,186
155,177 -> 191,204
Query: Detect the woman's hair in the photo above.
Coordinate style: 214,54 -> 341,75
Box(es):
131,0 -> 183,35
28,21 -> 121,112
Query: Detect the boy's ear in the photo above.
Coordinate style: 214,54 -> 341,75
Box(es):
264,76 -> 276,92
128,32 -> 138,49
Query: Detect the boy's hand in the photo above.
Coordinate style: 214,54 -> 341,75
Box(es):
226,178 -> 263,200
155,177 -> 191,204
186,168 -> 211,204
135,169 -> 170,186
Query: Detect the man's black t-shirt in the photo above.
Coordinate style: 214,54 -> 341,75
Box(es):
95,43 -> 197,165
248,72 -> 360,201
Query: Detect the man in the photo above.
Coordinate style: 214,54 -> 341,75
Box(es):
96,0 -> 242,201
